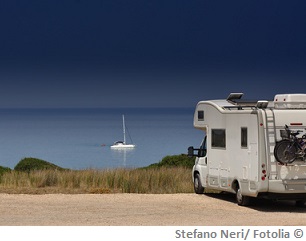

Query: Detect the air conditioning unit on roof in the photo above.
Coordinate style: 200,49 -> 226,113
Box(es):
274,94 -> 306,109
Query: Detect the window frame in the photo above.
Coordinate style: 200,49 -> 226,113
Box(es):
198,110 -> 204,121
241,127 -> 248,148
211,129 -> 226,149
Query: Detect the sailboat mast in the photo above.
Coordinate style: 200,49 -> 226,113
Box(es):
122,114 -> 126,144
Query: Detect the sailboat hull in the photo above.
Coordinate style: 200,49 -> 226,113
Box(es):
110,144 -> 135,149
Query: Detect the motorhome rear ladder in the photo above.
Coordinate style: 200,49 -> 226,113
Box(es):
264,108 -> 278,179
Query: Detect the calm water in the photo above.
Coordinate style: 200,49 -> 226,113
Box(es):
0,108 -> 203,170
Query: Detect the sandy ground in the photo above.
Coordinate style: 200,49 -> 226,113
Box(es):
1,193 -> 306,226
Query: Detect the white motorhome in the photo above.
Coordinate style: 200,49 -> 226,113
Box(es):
188,93 -> 306,206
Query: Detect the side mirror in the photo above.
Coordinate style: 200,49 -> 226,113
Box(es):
188,146 -> 195,157
188,146 -> 206,157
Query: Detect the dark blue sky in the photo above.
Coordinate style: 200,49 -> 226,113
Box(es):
0,0 -> 305,108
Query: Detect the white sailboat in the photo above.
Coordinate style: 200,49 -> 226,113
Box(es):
110,115 -> 135,149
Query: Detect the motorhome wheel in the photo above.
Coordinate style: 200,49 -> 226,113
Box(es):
194,173 -> 204,194
235,184 -> 250,206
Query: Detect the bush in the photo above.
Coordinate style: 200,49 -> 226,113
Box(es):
147,154 -> 195,169
0,166 -> 11,176
14,157 -> 65,172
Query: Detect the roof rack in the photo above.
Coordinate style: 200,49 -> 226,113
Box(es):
225,93 -> 269,110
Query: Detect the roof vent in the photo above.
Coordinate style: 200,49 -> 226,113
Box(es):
256,100 -> 269,109
226,93 -> 244,104
226,93 -> 262,108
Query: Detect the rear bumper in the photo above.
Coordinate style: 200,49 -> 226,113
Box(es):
268,179 -> 306,192
262,179 -> 306,200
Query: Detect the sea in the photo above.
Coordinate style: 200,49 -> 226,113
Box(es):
0,108 -> 203,170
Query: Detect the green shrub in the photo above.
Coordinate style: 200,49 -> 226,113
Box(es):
0,166 -> 11,176
147,154 -> 195,169
14,157 -> 65,172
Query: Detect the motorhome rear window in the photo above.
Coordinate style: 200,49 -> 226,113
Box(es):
212,129 -> 226,148
198,111 -> 204,121
241,127 -> 248,148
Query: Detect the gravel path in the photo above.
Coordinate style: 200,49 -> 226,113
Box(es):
1,193 -> 306,226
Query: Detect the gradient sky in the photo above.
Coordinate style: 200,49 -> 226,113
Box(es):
0,0 -> 305,108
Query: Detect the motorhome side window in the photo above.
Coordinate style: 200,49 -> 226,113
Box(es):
198,110 -> 204,121
211,129 -> 226,148
241,127 -> 248,148
199,135 -> 207,157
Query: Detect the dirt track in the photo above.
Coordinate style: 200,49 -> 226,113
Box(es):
1,193 -> 306,226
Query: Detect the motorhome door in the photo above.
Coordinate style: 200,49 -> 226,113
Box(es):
197,135 -> 208,185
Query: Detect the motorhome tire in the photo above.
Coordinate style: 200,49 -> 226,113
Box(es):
235,184 -> 250,206
194,173 -> 204,194
274,140 -> 297,164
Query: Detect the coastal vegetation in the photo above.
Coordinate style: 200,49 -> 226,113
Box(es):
0,155 -> 195,194
14,157 -> 65,172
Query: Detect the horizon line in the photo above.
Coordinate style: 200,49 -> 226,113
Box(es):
0,106 -> 195,110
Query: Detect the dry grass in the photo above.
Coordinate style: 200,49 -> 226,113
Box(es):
0,167 -> 194,194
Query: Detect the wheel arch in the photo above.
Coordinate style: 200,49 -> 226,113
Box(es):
193,170 -> 200,180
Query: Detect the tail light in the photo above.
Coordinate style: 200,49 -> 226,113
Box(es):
261,163 -> 267,181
